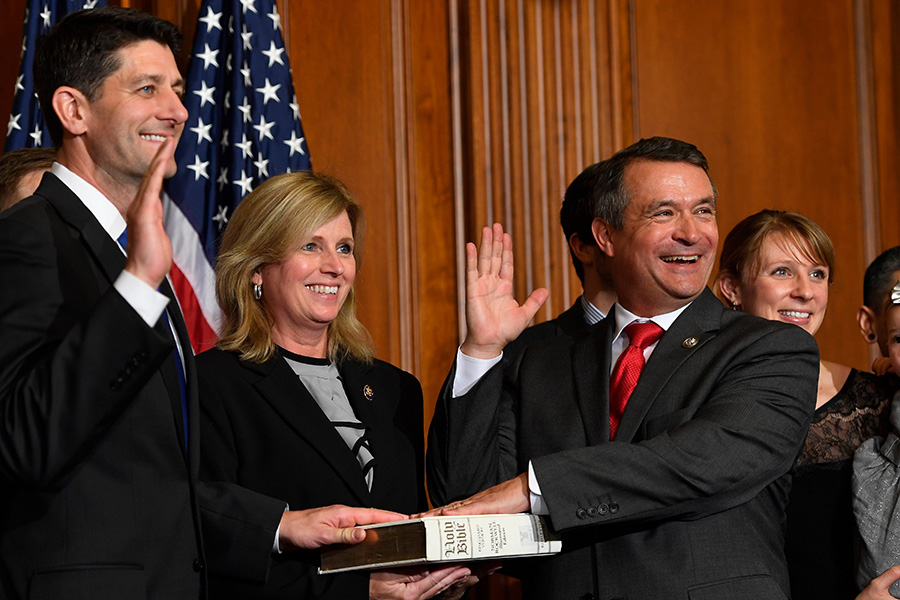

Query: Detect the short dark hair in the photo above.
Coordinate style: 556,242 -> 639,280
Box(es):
0,147 -> 56,211
595,136 -> 717,230
560,162 -> 604,283
34,6 -> 182,148
863,246 -> 900,312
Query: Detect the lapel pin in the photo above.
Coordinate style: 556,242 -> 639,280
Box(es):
363,384 -> 374,401
682,337 -> 698,348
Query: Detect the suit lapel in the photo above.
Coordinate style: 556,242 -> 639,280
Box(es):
573,317 -> 614,445
556,300 -> 587,336
615,289 -> 724,441
250,357 -> 372,504
339,361 -> 400,505
43,175 -> 126,286
44,174 -> 192,462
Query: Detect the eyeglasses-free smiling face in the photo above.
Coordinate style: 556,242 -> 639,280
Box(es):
253,211 -> 356,354
729,233 -> 830,336
79,40 -> 187,191
597,160 -> 718,317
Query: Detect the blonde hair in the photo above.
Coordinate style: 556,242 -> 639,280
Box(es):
215,172 -> 374,364
715,209 -> 835,302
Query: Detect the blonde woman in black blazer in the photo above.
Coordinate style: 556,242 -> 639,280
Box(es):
198,172 -> 473,600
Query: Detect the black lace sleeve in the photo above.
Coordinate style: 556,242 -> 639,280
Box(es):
795,370 -> 896,467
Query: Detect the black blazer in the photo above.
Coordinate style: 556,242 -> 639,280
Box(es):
0,174 -> 284,600
197,347 -> 426,599
428,289 -> 820,600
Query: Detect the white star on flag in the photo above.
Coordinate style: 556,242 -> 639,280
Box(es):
190,118 -> 214,144
7,113 -> 21,136
261,41 -> 284,67
283,130 -> 305,156
198,6 -> 223,32
233,170 -> 254,197
253,115 -> 275,141
235,133 -> 253,159
187,155 -> 210,181
193,81 -> 216,107
255,78 -> 281,105
196,43 -> 219,70
212,205 -> 229,231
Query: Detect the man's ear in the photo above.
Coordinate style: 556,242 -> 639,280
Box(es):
591,218 -> 614,258
717,273 -> 742,307
51,86 -> 90,137
858,305 -> 878,344
568,233 -> 595,265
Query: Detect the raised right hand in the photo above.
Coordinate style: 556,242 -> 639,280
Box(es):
123,137 -> 175,289
460,223 -> 549,359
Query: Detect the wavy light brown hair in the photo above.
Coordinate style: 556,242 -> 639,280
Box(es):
215,172 -> 373,364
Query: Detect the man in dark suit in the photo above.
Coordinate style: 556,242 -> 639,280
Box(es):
428,137 -> 819,599
503,161 -> 616,361
0,8 -> 400,600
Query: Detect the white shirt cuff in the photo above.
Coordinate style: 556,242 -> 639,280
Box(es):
528,461 -> 548,515
114,270 -> 168,327
273,522 -> 282,554
452,348 -> 503,397
273,504 -> 289,554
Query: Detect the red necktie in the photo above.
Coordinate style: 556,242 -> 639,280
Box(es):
609,321 -> 664,440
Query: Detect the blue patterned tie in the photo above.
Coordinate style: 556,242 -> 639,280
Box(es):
118,230 -> 189,448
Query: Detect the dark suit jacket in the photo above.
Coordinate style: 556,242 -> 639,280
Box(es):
197,348 -> 426,599
502,299 -> 590,367
428,289 -> 819,600
0,174 -> 284,600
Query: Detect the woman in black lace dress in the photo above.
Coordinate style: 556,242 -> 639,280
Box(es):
715,210 -> 894,600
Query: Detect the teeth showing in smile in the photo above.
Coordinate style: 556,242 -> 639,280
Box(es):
661,256 -> 699,263
307,285 -> 338,295
141,134 -> 166,142
779,310 -> 810,319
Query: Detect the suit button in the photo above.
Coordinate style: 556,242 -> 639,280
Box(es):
586,506 -> 597,517
576,508 -> 587,519
609,502 -> 619,514
193,558 -> 204,572
597,503 -> 608,515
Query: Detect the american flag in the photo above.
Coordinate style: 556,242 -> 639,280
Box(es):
163,0 -> 311,352
5,0 -> 105,151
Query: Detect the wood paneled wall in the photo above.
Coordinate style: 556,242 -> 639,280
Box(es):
452,0 -> 633,326
1,2 -> 899,597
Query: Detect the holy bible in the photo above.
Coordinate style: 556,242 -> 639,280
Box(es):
319,513 -> 561,574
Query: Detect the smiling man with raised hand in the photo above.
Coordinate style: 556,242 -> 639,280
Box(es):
0,7 -> 401,600
427,136 -> 820,599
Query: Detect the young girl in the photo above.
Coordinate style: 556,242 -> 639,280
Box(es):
853,281 -> 900,598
